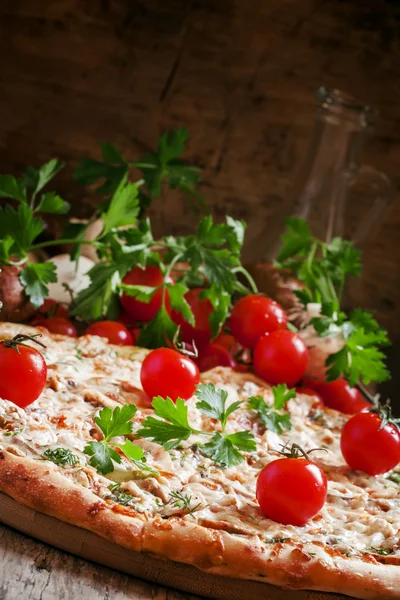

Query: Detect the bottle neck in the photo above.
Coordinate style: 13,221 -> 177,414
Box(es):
291,110 -> 369,241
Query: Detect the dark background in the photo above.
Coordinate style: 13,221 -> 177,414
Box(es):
0,0 -> 399,401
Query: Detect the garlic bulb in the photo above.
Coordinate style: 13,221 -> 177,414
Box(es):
46,254 -> 95,305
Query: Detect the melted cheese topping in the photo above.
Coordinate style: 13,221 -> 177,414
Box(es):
0,323 -> 398,562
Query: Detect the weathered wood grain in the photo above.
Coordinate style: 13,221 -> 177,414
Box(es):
0,0 -> 399,335
0,523 -> 203,600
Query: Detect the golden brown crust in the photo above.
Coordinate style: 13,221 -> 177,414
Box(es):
0,449 -> 144,552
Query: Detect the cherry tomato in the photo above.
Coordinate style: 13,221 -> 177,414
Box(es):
306,379 -> 369,414
40,317 -> 77,338
0,339 -> 47,408
214,333 -> 238,354
84,321 -> 134,346
118,311 -> 136,327
295,386 -> 324,407
171,288 -> 213,348
254,330 -> 309,387
39,298 -> 69,319
196,343 -> 237,372
121,266 -> 172,322
229,295 -> 287,349
341,411 -> 400,475
256,457 -> 327,526
140,348 -> 200,402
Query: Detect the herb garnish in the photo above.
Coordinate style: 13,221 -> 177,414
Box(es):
83,405 -> 157,476
276,218 -> 390,386
42,447 -> 80,466
137,383 -> 256,467
107,483 -> 137,507
367,547 -> 393,556
168,490 -> 203,516
387,472 -> 400,485
248,385 -> 294,434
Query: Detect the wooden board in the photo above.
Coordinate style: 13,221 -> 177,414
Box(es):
0,491 -> 351,600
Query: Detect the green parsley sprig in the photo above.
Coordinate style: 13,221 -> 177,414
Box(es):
276,218 -> 390,386
0,159 -> 68,307
248,384 -> 294,434
83,405 -> 157,476
137,383 -> 256,467
74,129 -> 206,216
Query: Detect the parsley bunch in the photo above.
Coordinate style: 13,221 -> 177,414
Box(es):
83,405 -> 157,476
71,210 -> 256,346
137,383 -> 256,467
0,159 -> 68,306
276,218 -> 390,386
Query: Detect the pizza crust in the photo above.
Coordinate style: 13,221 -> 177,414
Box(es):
0,449 -> 398,599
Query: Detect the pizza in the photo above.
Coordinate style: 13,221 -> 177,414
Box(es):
0,321 -> 399,600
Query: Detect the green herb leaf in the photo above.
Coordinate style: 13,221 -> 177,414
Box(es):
36,192 -> 70,214
0,204 -> 43,258
100,142 -> 126,164
277,217 -> 312,263
195,383 -> 242,431
71,263 -> 122,321
272,384 -> 296,410
117,439 -> 158,475
42,447 -> 80,466
0,236 -> 14,263
19,262 -> 57,308
167,282 -> 195,326
248,387 -> 293,435
202,431 -> 255,467
137,305 -> 178,349
0,175 -> 26,202
95,404 -> 137,441
137,397 -> 193,450
108,483 -> 137,506
118,284 -> 157,303
101,180 -> 141,235
24,158 -> 65,196
84,441 -> 121,475
387,471 -> 400,485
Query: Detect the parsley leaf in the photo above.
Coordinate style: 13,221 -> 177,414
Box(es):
137,397 -> 193,450
202,431 -> 256,467
387,472 -> 400,485
277,217 -> 313,263
70,263 -> 122,321
24,158 -> 65,197
137,305 -> 178,349
167,283 -> 195,326
101,180 -> 141,235
248,384 -> 294,434
19,262 -> 57,308
195,383 -> 242,431
84,405 -> 153,476
0,175 -> 26,202
36,192 -> 70,214
0,204 -> 43,258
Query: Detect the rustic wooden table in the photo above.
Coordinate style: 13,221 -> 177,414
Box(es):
0,523 -> 203,600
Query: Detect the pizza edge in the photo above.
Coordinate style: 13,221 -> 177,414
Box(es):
0,448 -> 399,600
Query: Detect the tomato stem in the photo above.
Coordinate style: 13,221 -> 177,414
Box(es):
1,334 -> 47,353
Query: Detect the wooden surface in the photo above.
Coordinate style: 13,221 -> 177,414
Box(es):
0,522 -> 203,600
0,0 -> 400,335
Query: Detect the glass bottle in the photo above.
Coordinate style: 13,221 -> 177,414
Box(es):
265,86 -> 396,258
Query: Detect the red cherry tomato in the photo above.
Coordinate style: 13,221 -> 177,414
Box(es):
118,311 -> 136,327
0,339 -> 47,408
84,321 -> 134,346
140,348 -> 200,402
39,298 -> 69,319
256,457 -> 327,526
196,343 -> 237,372
341,411 -> 400,475
214,333 -> 238,354
230,295 -> 287,349
121,266 -> 172,322
295,386 -> 324,407
171,288 -> 213,348
307,379 -> 369,414
40,317 -> 77,338
254,330 -> 309,387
